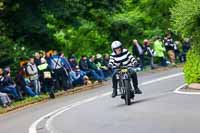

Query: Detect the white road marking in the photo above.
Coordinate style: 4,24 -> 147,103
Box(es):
29,72 -> 184,133
174,84 -> 200,95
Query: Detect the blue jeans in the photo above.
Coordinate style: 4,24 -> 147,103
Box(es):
89,70 -> 103,80
95,69 -> 105,80
25,86 -> 36,97
0,86 -> 20,100
31,79 -> 41,95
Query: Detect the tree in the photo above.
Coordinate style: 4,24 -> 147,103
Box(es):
171,0 -> 200,84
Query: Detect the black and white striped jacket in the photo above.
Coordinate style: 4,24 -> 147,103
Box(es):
109,48 -> 137,68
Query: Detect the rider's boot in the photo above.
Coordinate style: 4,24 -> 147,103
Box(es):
135,88 -> 142,94
112,88 -> 117,98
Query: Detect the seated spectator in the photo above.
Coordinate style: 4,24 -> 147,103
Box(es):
103,54 -> 110,67
143,39 -> 155,69
79,55 -> 104,81
95,54 -> 112,78
0,68 -> 21,101
0,92 -> 11,108
70,66 -> 88,86
15,67 -> 37,97
38,58 -> 55,98
26,58 -> 41,95
88,55 -> 105,81
69,55 -> 78,71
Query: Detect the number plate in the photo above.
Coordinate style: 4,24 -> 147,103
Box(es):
121,69 -> 128,73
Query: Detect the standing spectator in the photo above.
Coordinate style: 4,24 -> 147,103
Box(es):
34,52 -> 41,66
181,38 -> 191,62
48,51 -> 69,91
143,39 -> 155,69
164,34 -> 176,65
132,39 -> 144,70
26,58 -> 41,95
88,55 -> 105,81
153,36 -> 167,66
38,58 -> 55,98
0,68 -> 21,100
60,52 -> 72,89
174,41 -> 181,61
15,67 -> 37,97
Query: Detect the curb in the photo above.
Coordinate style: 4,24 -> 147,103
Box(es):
187,83 -> 200,90
0,82 -> 106,115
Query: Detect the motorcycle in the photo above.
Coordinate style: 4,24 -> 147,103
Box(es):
115,66 -> 134,105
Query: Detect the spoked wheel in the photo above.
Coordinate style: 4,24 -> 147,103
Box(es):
124,80 -> 131,105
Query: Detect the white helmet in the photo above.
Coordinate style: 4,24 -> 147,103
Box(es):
111,41 -> 122,51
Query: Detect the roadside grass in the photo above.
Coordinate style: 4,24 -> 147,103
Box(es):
0,94 -> 49,114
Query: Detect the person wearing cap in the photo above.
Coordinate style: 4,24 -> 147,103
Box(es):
69,65 -> 88,86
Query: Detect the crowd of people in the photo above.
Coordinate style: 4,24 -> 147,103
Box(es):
0,33 -> 191,108
132,34 -> 191,71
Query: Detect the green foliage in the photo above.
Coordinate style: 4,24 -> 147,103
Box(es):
171,0 -> 200,38
171,0 -> 200,84
183,47 -> 200,84
0,0 -> 175,69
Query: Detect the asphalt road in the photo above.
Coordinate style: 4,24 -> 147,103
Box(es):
1,67 -> 200,133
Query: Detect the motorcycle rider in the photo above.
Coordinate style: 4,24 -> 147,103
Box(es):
109,41 -> 142,98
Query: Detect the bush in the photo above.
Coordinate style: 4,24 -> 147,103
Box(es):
183,46 -> 200,84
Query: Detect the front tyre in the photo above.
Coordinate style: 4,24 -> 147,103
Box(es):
124,80 -> 131,105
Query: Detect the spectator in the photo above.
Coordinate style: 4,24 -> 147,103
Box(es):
70,66 -> 88,86
180,38 -> 191,62
38,58 -> 55,98
34,52 -> 41,66
95,54 -> 112,78
103,53 -> 110,67
153,36 -> 167,66
174,41 -> 181,61
0,68 -> 21,100
143,39 -> 155,69
60,52 -> 73,89
88,55 -> 105,81
48,50 -> 69,91
164,34 -> 176,65
26,58 -> 41,95
69,55 -> 78,71
132,39 -> 144,70
15,67 -> 37,97
0,92 -> 11,107
79,55 -> 103,81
